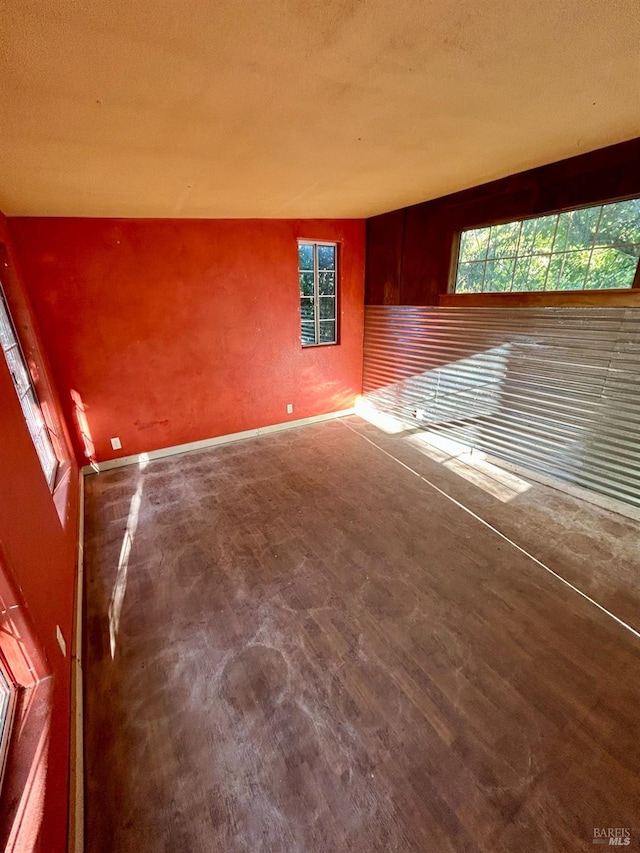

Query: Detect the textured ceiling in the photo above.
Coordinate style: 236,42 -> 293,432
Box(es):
1,0 -> 639,218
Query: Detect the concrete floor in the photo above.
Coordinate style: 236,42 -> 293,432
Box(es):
83,416 -> 640,852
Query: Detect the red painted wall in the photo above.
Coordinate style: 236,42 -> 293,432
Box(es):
9,218 -> 365,465
0,213 -> 79,851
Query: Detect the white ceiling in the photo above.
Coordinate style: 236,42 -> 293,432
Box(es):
1,0 -> 639,218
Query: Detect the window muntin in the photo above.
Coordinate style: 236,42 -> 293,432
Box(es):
0,284 -> 58,488
454,198 -> 640,294
298,241 -> 338,346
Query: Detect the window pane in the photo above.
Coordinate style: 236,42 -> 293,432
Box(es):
298,244 -> 313,271
512,258 -> 533,291
585,248 -> 638,290
482,258 -> 515,292
520,214 -> 556,255
300,297 -> 314,321
317,245 -> 336,271
565,206 -> 599,251
456,261 -> 484,293
487,222 -> 520,259
319,296 -> 335,320
597,200 -> 640,248
0,304 -> 15,350
545,255 -> 565,291
4,346 -> 30,395
301,322 -> 316,346
20,390 -> 44,434
459,228 -> 489,262
319,321 -> 336,343
550,212 -> 573,253
0,293 -> 58,488
299,271 -> 314,296
524,255 -> 549,291
319,271 -> 335,296
556,249 -> 591,290
30,423 -> 57,484
519,217 -> 539,254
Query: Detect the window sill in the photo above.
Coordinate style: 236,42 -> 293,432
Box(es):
439,289 -> 640,308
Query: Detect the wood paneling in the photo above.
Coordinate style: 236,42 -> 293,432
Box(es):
366,137 -> 640,306
399,203 -> 443,305
365,210 -> 405,304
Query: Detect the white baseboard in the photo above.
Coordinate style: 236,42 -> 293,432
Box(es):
82,408 -> 355,475
68,472 -> 84,853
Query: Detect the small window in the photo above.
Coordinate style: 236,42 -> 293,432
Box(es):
0,283 -> 58,488
298,241 -> 338,346
454,198 -> 640,294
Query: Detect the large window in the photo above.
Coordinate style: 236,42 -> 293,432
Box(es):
454,198 -> 640,294
298,241 -> 338,346
0,283 -> 58,488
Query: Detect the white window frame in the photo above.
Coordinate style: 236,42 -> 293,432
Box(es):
298,240 -> 339,347
0,283 -> 59,489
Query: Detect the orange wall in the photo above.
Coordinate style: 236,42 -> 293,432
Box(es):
0,213 -> 79,852
9,218 -> 365,464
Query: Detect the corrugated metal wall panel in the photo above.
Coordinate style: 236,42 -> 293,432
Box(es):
362,305 -> 640,509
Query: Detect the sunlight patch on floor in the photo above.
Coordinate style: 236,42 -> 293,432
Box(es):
408,430 -> 532,502
354,397 -> 407,434
108,463 -> 146,659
